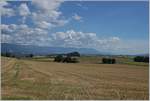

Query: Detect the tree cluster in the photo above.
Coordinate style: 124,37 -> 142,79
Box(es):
134,56 -> 149,63
54,55 -> 79,63
25,54 -> 34,58
54,52 -> 80,63
1,52 -> 34,58
1,52 -> 15,57
102,58 -> 116,64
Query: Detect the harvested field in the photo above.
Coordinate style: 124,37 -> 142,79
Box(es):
1,57 -> 149,100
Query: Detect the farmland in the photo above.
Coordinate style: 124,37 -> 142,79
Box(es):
1,56 -> 149,100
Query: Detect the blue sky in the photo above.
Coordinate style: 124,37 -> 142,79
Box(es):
1,0 -> 149,54
59,1 -> 149,39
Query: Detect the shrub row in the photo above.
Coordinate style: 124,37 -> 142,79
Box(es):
1,52 -> 15,57
102,58 -> 116,64
54,55 -> 79,63
1,52 -> 34,58
134,56 -> 149,63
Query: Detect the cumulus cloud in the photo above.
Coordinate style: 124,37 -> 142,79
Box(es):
1,24 -> 51,46
1,1 -> 148,54
32,0 -> 63,11
36,21 -> 53,29
1,23 -> 120,50
19,3 -> 30,16
1,0 -> 69,31
51,30 -> 120,49
1,0 -> 67,27
72,13 -> 82,21
31,0 -> 68,29
19,3 -> 31,23
2,22 -> 147,54
1,34 -> 13,43
1,24 -> 17,34
1,0 -> 69,45
0,1 -> 15,17
0,1 -> 122,53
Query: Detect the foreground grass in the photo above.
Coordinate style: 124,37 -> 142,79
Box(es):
1,57 -> 149,100
2,96 -> 32,100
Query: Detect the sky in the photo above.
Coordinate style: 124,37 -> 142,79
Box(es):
1,0 -> 149,55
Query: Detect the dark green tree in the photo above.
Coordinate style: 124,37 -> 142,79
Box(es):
54,55 -> 63,62
67,52 -> 80,57
102,58 -> 116,64
134,56 -> 149,63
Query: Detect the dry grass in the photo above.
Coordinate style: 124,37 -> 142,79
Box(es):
1,57 -> 149,100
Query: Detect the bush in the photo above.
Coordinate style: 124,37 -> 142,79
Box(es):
67,52 -> 80,57
54,55 -> 63,62
63,56 -> 71,63
63,56 -> 79,63
71,57 -> 79,63
134,56 -> 149,63
54,55 -> 79,63
29,54 -> 33,58
25,54 -> 34,58
102,58 -> 107,64
143,57 -> 149,63
1,52 -> 15,57
102,58 -> 116,64
112,59 -> 116,64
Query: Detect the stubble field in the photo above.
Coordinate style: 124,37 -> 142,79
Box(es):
1,56 -> 149,100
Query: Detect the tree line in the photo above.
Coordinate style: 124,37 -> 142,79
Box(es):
1,52 -> 149,63
1,52 -> 34,58
134,56 -> 149,63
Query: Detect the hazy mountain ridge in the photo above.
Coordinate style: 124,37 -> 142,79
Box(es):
1,43 -> 101,55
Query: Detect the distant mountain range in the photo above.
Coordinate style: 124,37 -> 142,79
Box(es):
1,43 -> 101,55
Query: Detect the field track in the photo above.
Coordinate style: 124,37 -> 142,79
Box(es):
1,57 -> 149,100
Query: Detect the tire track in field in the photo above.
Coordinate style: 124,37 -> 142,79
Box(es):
19,60 -> 149,100
22,60 -> 96,99
2,59 -> 17,74
53,70 -> 102,99
20,60 -> 53,78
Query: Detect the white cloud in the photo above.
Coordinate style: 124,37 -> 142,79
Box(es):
1,0 -> 68,30
31,0 -> 68,29
2,23 -> 148,54
1,24 -> 52,46
72,13 -> 82,21
111,40 -> 149,54
36,21 -> 53,29
1,1 -> 148,54
110,37 -> 120,42
1,24 -> 17,34
51,30 -> 120,49
0,1 -> 8,7
1,24 -> 121,50
32,0 -> 63,12
1,0 -> 68,46
0,1 -> 15,17
1,34 -> 13,43
51,30 -> 148,54
19,3 -> 31,23
19,3 -> 30,16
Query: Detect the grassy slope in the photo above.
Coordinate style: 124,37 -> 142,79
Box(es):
1,56 -> 149,100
